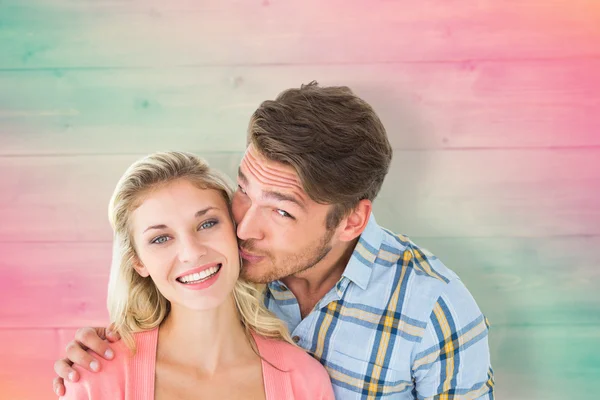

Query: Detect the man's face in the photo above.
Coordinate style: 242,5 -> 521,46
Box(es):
231,144 -> 337,283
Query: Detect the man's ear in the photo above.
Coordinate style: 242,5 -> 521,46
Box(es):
337,199 -> 372,242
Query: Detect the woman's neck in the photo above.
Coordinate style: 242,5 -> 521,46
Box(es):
156,295 -> 255,375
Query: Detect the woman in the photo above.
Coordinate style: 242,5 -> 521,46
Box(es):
62,151 -> 334,399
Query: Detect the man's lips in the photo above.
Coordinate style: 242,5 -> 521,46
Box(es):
239,248 -> 265,262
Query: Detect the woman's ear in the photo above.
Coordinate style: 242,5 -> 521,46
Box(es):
132,257 -> 150,278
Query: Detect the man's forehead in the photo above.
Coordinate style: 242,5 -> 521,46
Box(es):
239,144 -> 319,207
240,144 -> 301,183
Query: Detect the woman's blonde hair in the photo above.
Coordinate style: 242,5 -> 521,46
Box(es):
106,151 -> 294,352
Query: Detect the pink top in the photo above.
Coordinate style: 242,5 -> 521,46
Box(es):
62,328 -> 334,400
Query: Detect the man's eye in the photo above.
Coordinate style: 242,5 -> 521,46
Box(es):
151,236 -> 170,244
237,185 -> 247,194
276,209 -> 293,219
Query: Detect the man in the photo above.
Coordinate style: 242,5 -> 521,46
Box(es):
53,82 -> 494,399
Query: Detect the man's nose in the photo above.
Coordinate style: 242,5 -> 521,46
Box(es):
236,206 -> 264,241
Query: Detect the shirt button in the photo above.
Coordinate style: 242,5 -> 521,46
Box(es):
292,336 -> 300,343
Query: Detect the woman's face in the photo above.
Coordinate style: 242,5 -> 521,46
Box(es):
130,179 -> 240,311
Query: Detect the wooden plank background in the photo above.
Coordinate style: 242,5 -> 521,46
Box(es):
1,1 -> 599,399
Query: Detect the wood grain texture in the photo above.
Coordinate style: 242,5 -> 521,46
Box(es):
0,149 -> 597,242
0,243 -> 111,328
489,325 -> 600,399
2,237 -> 598,328
0,329 -> 60,400
0,0 -> 598,69
1,61 -> 599,154
1,1 -> 599,398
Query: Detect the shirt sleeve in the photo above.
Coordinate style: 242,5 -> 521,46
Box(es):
412,278 -> 495,399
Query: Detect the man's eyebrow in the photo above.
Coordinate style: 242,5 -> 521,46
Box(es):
263,190 -> 306,211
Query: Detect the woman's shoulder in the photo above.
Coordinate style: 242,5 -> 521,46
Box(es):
61,328 -> 158,399
253,334 -> 334,399
61,344 -> 128,399
99,328 -> 158,365
270,339 -> 322,369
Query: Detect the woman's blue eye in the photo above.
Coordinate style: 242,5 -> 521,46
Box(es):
151,236 -> 170,244
150,220 -> 218,244
199,220 -> 218,230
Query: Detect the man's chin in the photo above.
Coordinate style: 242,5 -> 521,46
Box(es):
240,261 -> 272,284
240,270 -> 272,284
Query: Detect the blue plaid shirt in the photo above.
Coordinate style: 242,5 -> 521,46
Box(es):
264,214 -> 494,399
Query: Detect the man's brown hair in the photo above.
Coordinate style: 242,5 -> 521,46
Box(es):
247,81 -> 393,229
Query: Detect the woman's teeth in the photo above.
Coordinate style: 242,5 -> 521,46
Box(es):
178,264 -> 221,284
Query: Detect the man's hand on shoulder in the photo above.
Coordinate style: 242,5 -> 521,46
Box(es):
53,326 -> 121,397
